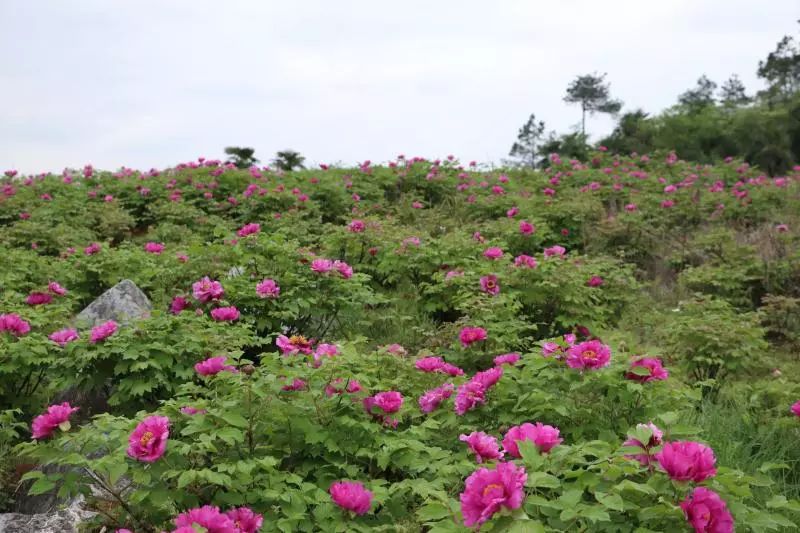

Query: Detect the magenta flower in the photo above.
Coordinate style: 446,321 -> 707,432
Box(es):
519,220 -> 535,235
170,296 -> 189,314
256,278 -> 280,299
792,401 -> 800,417
180,406 -> 207,415
90,320 -> 118,343
174,505 -> 235,532
513,254 -> 538,268
460,462 -> 527,528
460,431 -> 504,463
281,378 -> 308,391
622,422 -> 663,466
312,343 -> 340,367
483,247 -> 503,260
493,353 -> 520,366
506,206 -> 518,217
479,274 -> 500,296
333,260 -> 354,279
385,343 -> 407,356
192,276 -> 224,302
459,327 -> 487,347
655,441 -> 717,482
47,281 -> 68,296
210,306 -> 239,321
566,340 -> 611,370
330,481 -> 373,515
127,415 -> 169,463
144,242 -> 165,254
543,245 -> 566,258
276,334 -> 313,355
418,383 -> 455,413
680,488 -> 734,533
348,219 -> 366,233
502,422 -> 562,457
541,341 -> 561,357
586,275 -> 604,287
84,242 -> 102,255
26,292 -> 53,306
194,356 -> 236,376
626,357 -> 669,383
225,507 -> 264,533
365,391 -> 404,414
0,313 -> 31,337
31,402 -> 79,440
325,378 -> 362,396
311,258 -> 334,274
237,223 -> 261,237
454,380 -> 487,416
49,328 -> 79,346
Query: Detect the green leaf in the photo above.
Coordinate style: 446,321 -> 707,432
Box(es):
526,472 -> 561,489
417,502 -> 452,522
177,470 -> 196,488
595,492 -> 625,512
507,520 -> 546,533
29,477 -> 56,495
108,461 -> 128,485
219,411 -> 248,428
579,505 -> 611,522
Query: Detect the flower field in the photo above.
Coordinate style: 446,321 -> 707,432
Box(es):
1,152 -> 799,532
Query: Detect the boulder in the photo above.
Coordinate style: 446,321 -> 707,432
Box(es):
75,279 -> 152,326
0,496 -> 95,533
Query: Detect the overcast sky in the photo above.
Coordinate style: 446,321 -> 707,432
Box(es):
0,1 -> 797,173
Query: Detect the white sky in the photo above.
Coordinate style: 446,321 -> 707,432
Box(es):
0,0 -> 796,173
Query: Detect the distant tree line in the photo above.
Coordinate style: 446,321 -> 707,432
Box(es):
510,22 -> 800,174
224,147 -> 306,171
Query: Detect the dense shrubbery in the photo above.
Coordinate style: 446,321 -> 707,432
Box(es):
1,152 -> 799,532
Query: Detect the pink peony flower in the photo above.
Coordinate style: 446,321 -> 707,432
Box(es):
622,422 -> 663,466
195,356 -> 237,376
506,206 -> 519,217
180,406 -> 207,415
311,258 -> 334,273
49,328 -> 79,346
312,343 -> 339,366
792,401 -> 800,417
225,507 -> 264,533
333,260 -> 353,279
281,378 -> 308,391
541,341 -> 561,357
483,247 -> 503,260
655,441 -> 717,482
460,431 -> 504,463
460,462 -> 527,527
459,327 -> 487,347
566,340 -> 611,370
543,245 -> 566,258
519,220 -> 535,235
586,276 -> 604,287
418,383 -> 455,413
385,343 -> 407,356
415,356 -> 446,373
680,487 -> 734,533
330,481 -> 373,515
479,274 -> 500,296
365,391 -> 404,415
472,367 -> 503,389
625,203 -> 638,212
31,402 -> 79,439
210,306 -> 239,321
144,242 -> 165,254
256,278 -> 280,298
26,292 -> 53,305
174,505 -> 235,532
47,281 -> 68,296
84,242 -> 102,255
0,313 -> 31,336
170,296 -> 189,314
514,254 -> 538,268
454,380 -> 487,416
502,422 -> 562,457
775,223 -> 788,233
237,223 -> 261,237
276,334 -> 313,355
493,353 -> 520,366
626,357 -> 669,383
192,276 -> 224,302
127,415 -> 169,463
90,320 -> 118,343
348,219 -> 366,232
325,378 -> 362,396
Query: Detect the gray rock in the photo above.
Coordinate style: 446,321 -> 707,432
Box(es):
227,265 -> 245,278
0,496 -> 95,533
75,279 -> 152,327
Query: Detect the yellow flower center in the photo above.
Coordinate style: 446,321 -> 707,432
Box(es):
290,335 -> 308,346
583,350 -> 597,359
140,431 -> 154,446
483,483 -> 503,497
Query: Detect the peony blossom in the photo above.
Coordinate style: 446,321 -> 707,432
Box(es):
460,462 -> 527,528
31,402 -> 79,440
47,281 -> 68,296
144,242 -> 165,254
333,260 -> 354,279
276,334 -> 313,355
418,383 -> 455,413
84,242 -> 102,255
385,343 -> 407,356
365,391 -> 404,415
256,278 -> 280,298
348,219 -> 366,232
626,357 -> 669,383
519,220 -> 535,235
210,306 -> 239,321
49,328 -> 79,346
622,422 -> 663,466
479,274 -> 500,296
493,353 -> 520,366
655,441 -> 717,482
680,487 -> 734,533
325,378 -> 362,396
543,245 -> 566,258
566,340 -> 611,370
792,401 -> 800,417
586,275 -> 604,287
483,247 -> 503,260
330,481 -> 373,515
192,276 -> 224,302
459,327 -> 487,347
26,292 -> 53,305
281,378 -> 308,391
195,356 -> 237,376
90,320 -> 118,343
514,254 -> 538,269
127,415 -> 169,462
225,507 -> 264,533
502,422 -> 562,456
0,313 -> 31,336
180,406 -> 207,415
237,223 -> 261,237
311,258 -> 334,273
174,505 -> 235,532
460,431 -> 504,463
541,341 -> 561,357
170,296 -> 189,314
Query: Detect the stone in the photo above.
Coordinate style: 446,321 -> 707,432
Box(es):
75,279 -> 152,327
0,496 -> 95,533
